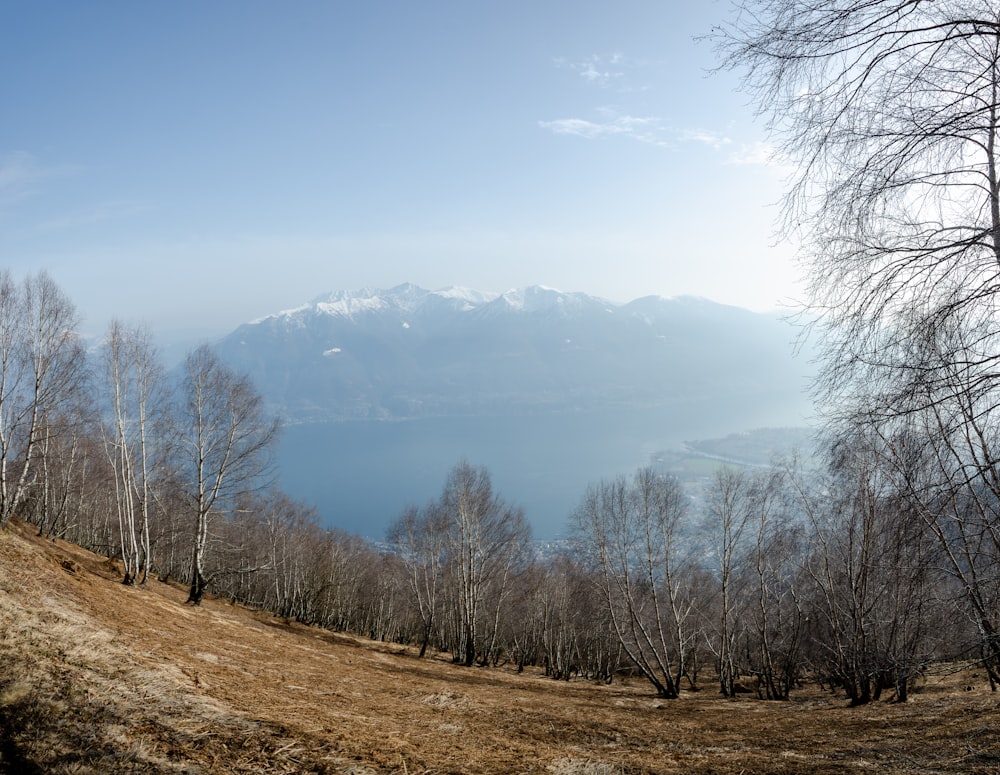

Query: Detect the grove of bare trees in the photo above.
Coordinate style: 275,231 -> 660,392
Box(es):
706,0 -> 1000,702
8,2 -> 1000,706
0,271 -> 85,530
1,266 -> 997,710
388,461 -> 531,666
574,468 -> 694,699
101,321 -> 170,586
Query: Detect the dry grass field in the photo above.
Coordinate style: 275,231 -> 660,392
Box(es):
1,519 -> 998,774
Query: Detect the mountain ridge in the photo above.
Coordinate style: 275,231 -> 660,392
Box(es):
217,283 -> 807,424
211,283 -> 813,537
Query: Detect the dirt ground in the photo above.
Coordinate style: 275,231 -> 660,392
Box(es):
1,519 -> 999,774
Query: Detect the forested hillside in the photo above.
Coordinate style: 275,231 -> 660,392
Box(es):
9,0 -> 1000,770
2,269 -> 1000,712
3,516 -> 999,774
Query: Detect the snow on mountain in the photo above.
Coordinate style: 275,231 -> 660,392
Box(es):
477,285 -> 614,317
301,283 -> 500,321
216,284 -> 811,423
429,285 -> 498,308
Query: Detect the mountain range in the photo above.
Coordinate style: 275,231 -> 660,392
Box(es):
216,283 -> 811,423
209,284 -> 814,539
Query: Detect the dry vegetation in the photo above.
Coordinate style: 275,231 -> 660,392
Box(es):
1,519 -> 998,774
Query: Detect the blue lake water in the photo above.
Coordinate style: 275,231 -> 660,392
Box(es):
276,394 -> 812,541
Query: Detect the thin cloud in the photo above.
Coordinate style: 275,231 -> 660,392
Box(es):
554,53 -> 628,89
539,118 -> 616,139
0,151 -> 85,212
539,114 -> 659,141
0,152 -> 147,233
726,141 -> 774,165
546,54 -> 732,151
680,129 -> 732,150
724,141 -> 797,176
540,111 -> 737,152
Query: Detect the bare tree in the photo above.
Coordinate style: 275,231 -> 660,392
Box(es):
180,345 -> 279,605
534,554 -> 610,681
307,528 -> 375,632
745,467 -> 806,701
575,467 -> 695,699
31,402 -> 99,541
794,432 -> 943,704
431,461 -> 531,667
717,2 -> 1000,407
388,502 -> 449,658
101,321 -> 172,585
871,333 -> 1000,688
707,467 -> 753,697
0,271 -> 84,529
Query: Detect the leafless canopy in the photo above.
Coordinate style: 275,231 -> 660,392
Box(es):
715,0 -> 1000,418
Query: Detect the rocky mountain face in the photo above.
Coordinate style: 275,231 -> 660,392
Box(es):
215,283 -> 809,423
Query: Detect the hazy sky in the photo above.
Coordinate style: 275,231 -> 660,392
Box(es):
1,1 -> 799,342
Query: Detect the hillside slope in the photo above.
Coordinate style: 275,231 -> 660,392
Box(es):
1,522 -> 998,774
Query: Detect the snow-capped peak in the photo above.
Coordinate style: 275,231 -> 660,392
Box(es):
249,283 -> 620,327
430,286 -> 499,308
486,285 -> 613,315
499,285 -> 563,309
294,284 -> 501,320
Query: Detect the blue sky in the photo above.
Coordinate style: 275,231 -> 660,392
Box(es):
1,1 -> 799,342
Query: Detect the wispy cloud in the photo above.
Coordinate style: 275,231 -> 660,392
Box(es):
726,141 -> 775,166
540,109 -> 737,152
724,141 -> 798,177
544,54 -> 737,152
539,114 -> 661,142
0,151 -> 149,232
0,151 -> 87,212
680,129 -> 732,151
554,53 -> 627,89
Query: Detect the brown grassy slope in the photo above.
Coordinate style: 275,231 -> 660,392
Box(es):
1,520 -> 999,774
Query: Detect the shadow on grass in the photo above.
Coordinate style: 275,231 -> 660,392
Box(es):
0,687 -> 45,774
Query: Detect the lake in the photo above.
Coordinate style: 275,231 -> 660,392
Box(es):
277,393 -> 813,541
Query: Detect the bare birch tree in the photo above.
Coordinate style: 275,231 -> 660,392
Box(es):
181,345 -> 279,605
438,461 -> 530,666
388,502 -> 449,658
0,271 -> 84,529
717,2 -> 1000,407
575,467 -> 694,699
101,321 -> 172,585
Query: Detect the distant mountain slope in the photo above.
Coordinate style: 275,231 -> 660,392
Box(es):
216,283 -> 810,423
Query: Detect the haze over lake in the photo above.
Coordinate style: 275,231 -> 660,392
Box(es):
211,285 -> 816,540
278,397 -> 812,541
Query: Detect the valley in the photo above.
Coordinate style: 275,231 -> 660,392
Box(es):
218,284 -> 815,538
